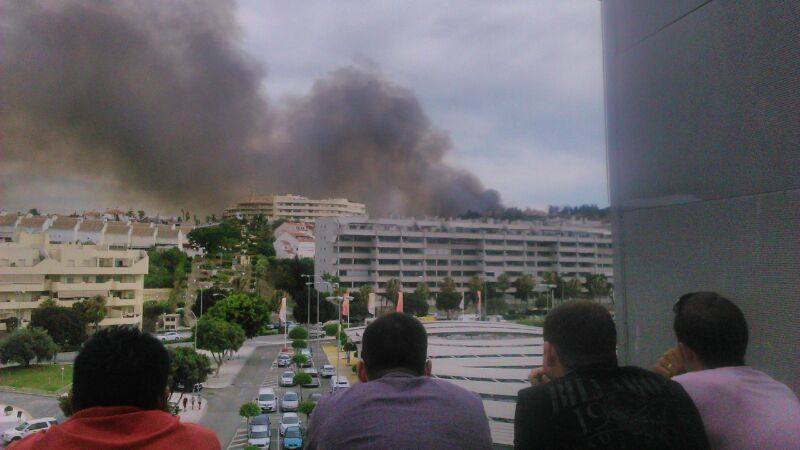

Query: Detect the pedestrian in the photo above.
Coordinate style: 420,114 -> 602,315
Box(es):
182,397 -> 188,412
191,396 -> 196,410
198,397 -> 202,410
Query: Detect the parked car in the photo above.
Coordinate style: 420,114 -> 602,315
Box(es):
330,376 -> 350,393
281,426 -> 303,449
156,331 -> 181,342
280,371 -> 296,387
281,390 -> 299,412
256,388 -> 277,413
2,417 -> 58,444
301,369 -> 320,388
277,354 -> 291,367
248,414 -> 270,433
299,348 -> 312,358
279,412 -> 300,436
248,424 -> 271,448
306,393 -> 324,404
320,364 -> 334,378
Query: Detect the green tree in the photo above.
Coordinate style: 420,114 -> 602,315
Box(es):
487,296 -> 508,315
513,275 -> 536,302
585,274 -> 611,298
145,247 -> 190,289
3,317 -> 19,333
385,278 -> 400,307
75,296 -> 107,331
0,328 -> 58,367
291,339 -> 307,350
30,306 -> 87,350
436,278 -> 461,319
191,286 -> 227,317
288,327 -> 309,340
196,316 -> 245,375
358,284 -> 372,304
563,278 -> 582,299
323,323 -> 339,336
293,372 -> 312,396
495,273 -> 511,296
291,354 -> 308,367
239,402 -> 261,425
206,292 -> 270,338
187,221 -> 241,254
169,347 -> 212,392
266,257 -> 314,308
298,399 -> 315,418
405,283 -> 430,316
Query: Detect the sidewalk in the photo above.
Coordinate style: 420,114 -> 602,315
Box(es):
199,342 -> 256,389
169,393 -> 207,424
320,344 -> 359,385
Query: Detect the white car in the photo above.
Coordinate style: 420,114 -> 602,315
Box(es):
299,348 -> 312,358
279,412 -> 301,436
279,371 -> 296,387
2,417 -> 58,444
247,424 -> 271,448
256,388 -> 277,413
320,364 -> 334,378
156,331 -> 181,342
330,376 -> 350,393
281,390 -> 300,412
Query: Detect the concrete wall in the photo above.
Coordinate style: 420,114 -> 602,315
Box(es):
603,1 -> 800,390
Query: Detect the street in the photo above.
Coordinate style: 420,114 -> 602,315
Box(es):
203,335 -> 334,450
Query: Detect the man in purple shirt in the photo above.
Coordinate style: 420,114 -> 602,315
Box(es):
655,292 -> 800,449
306,312 -> 492,450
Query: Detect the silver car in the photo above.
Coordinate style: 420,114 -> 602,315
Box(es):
281,390 -> 300,412
280,371 -> 296,387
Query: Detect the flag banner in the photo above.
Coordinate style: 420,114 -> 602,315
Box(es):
477,290 -> 482,316
368,292 -> 376,315
396,290 -> 404,313
279,297 -> 287,323
342,292 -> 350,316
459,291 -> 465,310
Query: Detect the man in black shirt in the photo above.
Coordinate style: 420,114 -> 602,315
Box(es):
514,301 -> 708,449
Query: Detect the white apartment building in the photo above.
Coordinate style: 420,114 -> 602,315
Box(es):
315,217 -> 613,295
0,232 -> 148,329
223,194 -> 366,222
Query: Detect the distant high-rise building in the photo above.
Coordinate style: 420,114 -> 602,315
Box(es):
223,194 -> 366,222
315,217 -> 612,295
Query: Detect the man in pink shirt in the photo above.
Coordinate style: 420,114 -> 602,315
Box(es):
655,292 -> 800,449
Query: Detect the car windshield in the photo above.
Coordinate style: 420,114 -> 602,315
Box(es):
250,430 -> 269,439
283,372 -> 293,377
283,416 -> 298,424
284,393 -> 298,401
14,422 -> 28,431
258,394 -> 274,401
285,428 -> 302,438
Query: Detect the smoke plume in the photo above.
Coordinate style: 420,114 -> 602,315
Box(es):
0,0 -> 502,216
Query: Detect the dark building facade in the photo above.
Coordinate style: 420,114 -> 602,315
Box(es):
602,1 -> 799,391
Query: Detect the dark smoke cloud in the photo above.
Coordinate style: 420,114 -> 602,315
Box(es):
0,0 -> 502,216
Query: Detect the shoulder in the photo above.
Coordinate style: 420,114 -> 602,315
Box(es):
177,422 -> 221,448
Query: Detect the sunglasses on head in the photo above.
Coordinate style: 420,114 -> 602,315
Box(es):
673,292 -> 698,314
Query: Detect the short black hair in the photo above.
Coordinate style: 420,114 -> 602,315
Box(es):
72,326 -> 170,412
543,301 -> 617,369
673,292 -> 748,368
360,313 -> 427,379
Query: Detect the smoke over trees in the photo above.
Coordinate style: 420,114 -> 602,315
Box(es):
0,0 -> 502,216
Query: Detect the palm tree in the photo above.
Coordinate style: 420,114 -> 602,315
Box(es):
385,278 -> 400,309
512,275 -> 536,303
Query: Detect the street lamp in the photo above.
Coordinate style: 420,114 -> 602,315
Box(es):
326,289 -> 342,380
301,274 -> 313,332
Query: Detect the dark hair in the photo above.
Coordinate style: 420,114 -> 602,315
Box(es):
673,292 -> 748,368
543,301 -> 617,369
360,313 -> 427,379
72,326 -> 170,412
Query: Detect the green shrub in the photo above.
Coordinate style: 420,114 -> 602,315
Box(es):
323,323 -> 339,336
291,339 -> 307,350
288,327 -> 308,340
298,400 -> 315,417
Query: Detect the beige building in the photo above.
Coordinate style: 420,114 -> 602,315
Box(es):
223,194 -> 366,222
315,217 -> 613,295
0,232 -> 148,329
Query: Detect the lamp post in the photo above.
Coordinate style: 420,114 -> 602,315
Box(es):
326,289 -> 342,380
301,274 -> 313,331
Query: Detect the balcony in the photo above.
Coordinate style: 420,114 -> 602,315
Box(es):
107,297 -> 138,307
99,314 -> 141,327
0,301 -> 41,310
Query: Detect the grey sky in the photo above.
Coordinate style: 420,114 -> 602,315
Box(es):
235,0 -> 607,209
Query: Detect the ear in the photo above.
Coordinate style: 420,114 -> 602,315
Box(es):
424,359 -> 432,377
543,341 -> 558,369
357,360 -> 369,383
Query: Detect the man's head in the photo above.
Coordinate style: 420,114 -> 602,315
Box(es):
542,301 -> 617,378
673,292 -> 748,370
72,326 -> 170,412
357,313 -> 430,382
